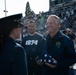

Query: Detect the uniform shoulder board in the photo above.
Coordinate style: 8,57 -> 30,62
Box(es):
16,43 -> 22,47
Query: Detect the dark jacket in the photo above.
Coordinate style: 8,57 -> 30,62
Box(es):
22,32 -> 46,59
44,31 -> 76,75
22,32 -> 46,75
0,37 -> 28,75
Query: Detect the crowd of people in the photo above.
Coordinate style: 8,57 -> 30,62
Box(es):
23,2 -> 76,35
0,12 -> 76,75
0,1 -> 76,75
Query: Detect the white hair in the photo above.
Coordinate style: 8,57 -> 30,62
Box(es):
48,15 -> 60,24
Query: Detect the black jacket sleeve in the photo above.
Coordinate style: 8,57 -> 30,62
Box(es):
12,47 -> 28,75
57,38 -> 76,68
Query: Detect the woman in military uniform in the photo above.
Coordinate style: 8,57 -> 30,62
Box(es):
0,13 -> 28,75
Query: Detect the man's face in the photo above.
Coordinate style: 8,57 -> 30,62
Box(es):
27,23 -> 35,34
46,17 -> 59,34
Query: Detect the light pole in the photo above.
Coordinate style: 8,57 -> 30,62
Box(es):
3,0 -> 8,16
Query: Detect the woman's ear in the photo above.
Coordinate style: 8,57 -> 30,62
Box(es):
10,28 -> 15,35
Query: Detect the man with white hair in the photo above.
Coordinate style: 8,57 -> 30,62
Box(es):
43,15 -> 76,75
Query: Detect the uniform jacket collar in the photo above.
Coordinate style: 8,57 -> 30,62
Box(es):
5,37 -> 16,44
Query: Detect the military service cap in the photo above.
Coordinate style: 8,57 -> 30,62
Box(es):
0,13 -> 23,29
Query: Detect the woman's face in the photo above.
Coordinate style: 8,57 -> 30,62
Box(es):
13,27 -> 22,39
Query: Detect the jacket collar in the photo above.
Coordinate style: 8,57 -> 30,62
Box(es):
47,30 -> 64,41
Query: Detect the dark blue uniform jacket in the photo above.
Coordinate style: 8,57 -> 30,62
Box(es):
0,37 -> 28,75
44,31 -> 76,75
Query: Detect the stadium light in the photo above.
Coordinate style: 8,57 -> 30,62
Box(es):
3,0 -> 8,16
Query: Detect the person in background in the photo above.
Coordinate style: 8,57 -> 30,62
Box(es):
43,15 -> 76,75
0,13 -> 28,75
22,20 -> 46,75
62,29 -> 67,35
66,28 -> 76,42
